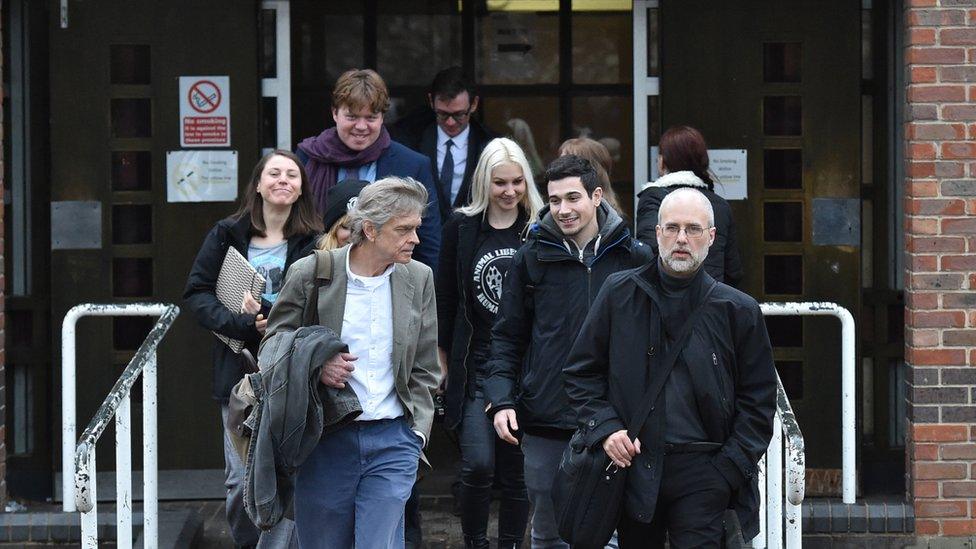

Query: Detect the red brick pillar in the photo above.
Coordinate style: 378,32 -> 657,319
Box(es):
905,0 -> 976,538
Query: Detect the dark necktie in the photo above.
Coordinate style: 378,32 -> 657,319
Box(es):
440,139 -> 454,204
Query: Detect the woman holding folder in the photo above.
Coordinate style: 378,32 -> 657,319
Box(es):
183,149 -> 321,547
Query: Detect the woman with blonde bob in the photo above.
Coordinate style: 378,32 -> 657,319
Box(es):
436,137 -> 543,548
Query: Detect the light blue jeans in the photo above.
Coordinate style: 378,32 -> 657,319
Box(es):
294,418 -> 422,548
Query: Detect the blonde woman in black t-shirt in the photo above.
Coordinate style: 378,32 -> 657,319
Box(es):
436,137 -> 544,548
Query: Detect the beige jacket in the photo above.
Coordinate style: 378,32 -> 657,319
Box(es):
263,245 -> 441,451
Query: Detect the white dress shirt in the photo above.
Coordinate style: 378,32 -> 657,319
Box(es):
436,125 -> 470,204
342,253 -> 403,421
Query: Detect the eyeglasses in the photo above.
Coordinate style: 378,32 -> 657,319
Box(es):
434,109 -> 472,123
661,223 -> 707,238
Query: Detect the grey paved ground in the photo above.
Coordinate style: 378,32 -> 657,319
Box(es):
166,496 -> 492,548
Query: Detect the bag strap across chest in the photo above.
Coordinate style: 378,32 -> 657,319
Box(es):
625,278 -> 718,438
302,249 -> 334,327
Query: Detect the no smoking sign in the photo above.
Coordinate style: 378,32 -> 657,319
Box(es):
188,80 -> 222,113
179,76 -> 230,147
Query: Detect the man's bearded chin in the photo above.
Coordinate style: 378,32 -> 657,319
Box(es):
662,246 -> 709,274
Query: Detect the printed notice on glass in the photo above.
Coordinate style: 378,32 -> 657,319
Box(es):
167,150 -> 238,202
707,149 -> 748,201
179,76 -> 231,147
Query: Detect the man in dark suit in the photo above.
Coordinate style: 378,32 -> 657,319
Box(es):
392,67 -> 496,221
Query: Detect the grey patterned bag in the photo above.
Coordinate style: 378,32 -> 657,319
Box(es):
214,246 -> 265,353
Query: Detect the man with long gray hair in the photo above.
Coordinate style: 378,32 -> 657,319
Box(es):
264,176 -> 441,548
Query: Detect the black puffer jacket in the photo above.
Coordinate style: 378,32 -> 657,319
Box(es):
564,261 -> 776,539
483,203 -> 652,435
183,213 -> 317,399
635,171 -> 743,286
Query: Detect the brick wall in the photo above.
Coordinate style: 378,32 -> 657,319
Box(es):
904,0 -> 976,538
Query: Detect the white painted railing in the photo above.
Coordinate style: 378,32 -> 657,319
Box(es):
751,373 -> 805,549
749,301 -> 856,548
760,301 -> 856,504
62,303 -> 179,549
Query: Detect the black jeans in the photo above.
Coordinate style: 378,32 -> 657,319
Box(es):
617,452 -> 733,549
458,390 -> 529,547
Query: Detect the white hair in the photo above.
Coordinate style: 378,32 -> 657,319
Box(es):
347,177 -> 428,246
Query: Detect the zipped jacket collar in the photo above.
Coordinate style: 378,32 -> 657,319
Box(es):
532,202 -> 631,262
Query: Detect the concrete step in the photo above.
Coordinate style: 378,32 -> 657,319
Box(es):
0,507 -> 202,548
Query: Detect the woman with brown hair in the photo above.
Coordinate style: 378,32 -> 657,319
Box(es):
183,149 -> 322,548
635,126 -> 743,286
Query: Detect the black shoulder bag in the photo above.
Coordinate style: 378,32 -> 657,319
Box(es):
552,279 -> 717,548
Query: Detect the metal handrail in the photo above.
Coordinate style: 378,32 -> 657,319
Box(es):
777,376 -> 805,508
752,374 -> 806,549
62,303 -> 179,549
760,301 -> 855,504
74,304 -> 179,511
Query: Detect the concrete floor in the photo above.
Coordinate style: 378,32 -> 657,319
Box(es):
164,495 -> 496,548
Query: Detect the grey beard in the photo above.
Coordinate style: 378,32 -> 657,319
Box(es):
661,248 -> 707,274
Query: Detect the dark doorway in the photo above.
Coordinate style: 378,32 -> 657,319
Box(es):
661,0 -> 866,494
45,0 -> 260,495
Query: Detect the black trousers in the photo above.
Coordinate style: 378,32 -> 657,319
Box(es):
617,452 -> 733,549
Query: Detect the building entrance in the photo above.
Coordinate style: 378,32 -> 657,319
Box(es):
660,0 -> 875,493
39,0 -> 260,497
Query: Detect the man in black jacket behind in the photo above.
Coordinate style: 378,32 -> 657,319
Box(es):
564,188 -> 777,548
484,155 -> 651,548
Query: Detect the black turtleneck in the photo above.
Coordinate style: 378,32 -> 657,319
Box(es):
659,261 -> 709,444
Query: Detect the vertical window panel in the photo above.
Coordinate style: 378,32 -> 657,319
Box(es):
113,257 -> 153,297
476,10 -> 559,84
112,151 -> 152,191
763,42 -> 801,83
261,97 -> 278,151
110,45 -> 151,85
111,98 -> 152,138
571,96 -> 634,184
763,201 -> 804,242
764,255 -> 803,295
295,8 -> 364,88
259,9 -> 278,79
481,97 -> 559,186
572,5 -> 632,84
766,316 -> 804,348
12,363 -> 33,455
647,7 -> 660,77
763,149 -> 803,189
112,205 -> 153,245
763,96 -> 802,136
862,95 -> 874,184
377,1 -> 461,86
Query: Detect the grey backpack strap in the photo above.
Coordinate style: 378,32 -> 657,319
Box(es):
302,249 -> 334,327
